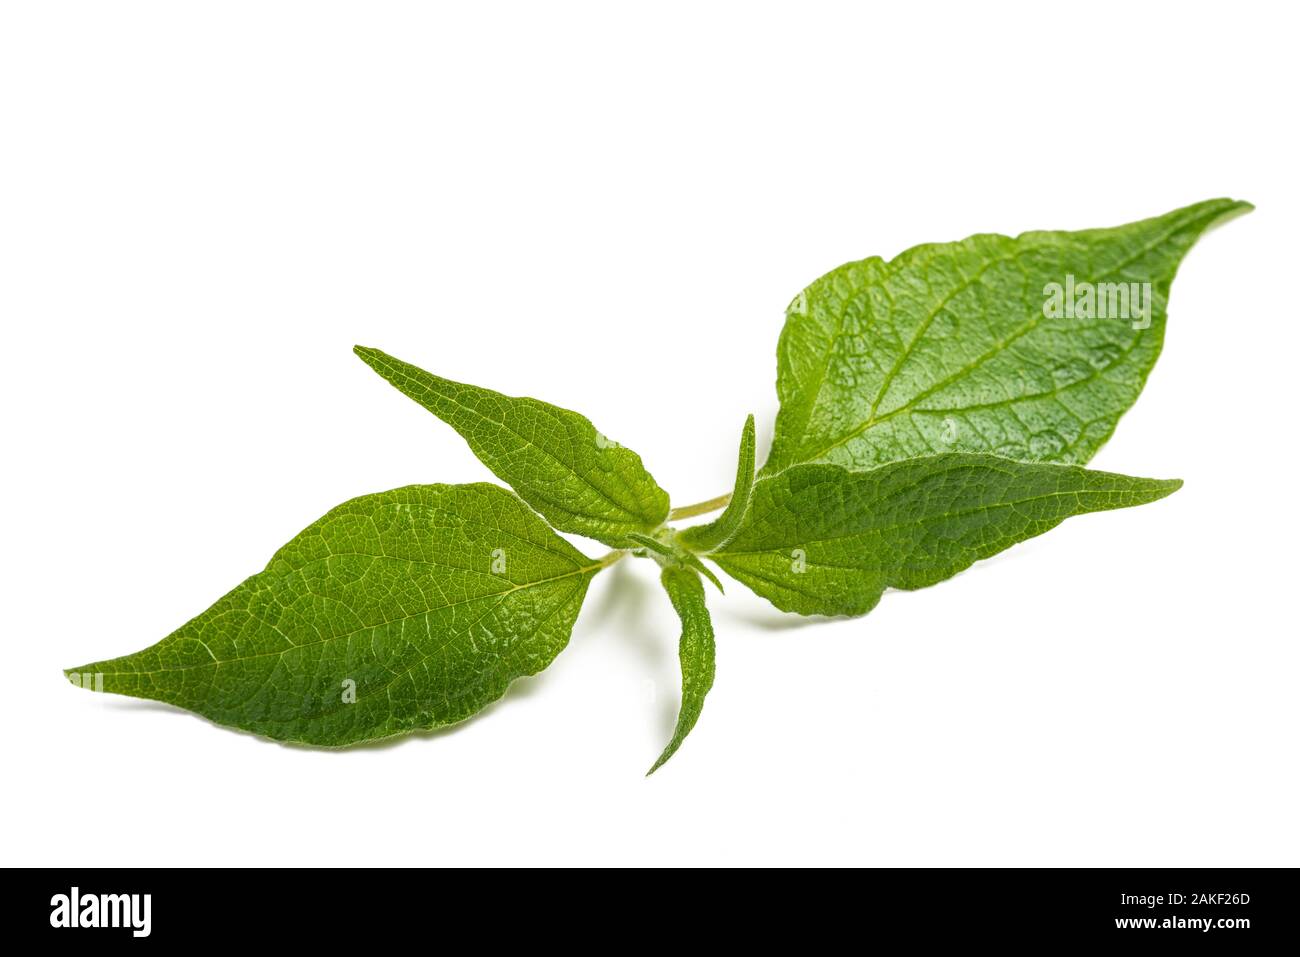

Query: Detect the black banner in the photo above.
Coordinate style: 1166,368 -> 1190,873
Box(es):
10,868 -> 1296,946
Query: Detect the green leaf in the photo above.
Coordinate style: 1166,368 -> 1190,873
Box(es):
713,454 -> 1181,617
64,484 -> 610,746
764,199 -> 1251,475
649,565 -> 716,774
678,414 -> 756,553
355,346 -> 670,547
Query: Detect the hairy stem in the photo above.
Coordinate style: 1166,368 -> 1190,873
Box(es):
668,493 -> 731,521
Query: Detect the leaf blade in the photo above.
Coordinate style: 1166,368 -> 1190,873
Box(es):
715,454 -> 1181,617
678,414 -> 757,553
65,484 -> 606,746
648,565 -> 717,774
765,199 -> 1251,475
355,346 -> 670,546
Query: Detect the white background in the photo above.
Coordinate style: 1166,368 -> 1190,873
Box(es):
3,1 -> 1296,867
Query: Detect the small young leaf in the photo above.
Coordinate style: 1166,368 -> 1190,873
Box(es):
764,199 -> 1251,475
678,414 -> 756,553
649,565 -> 716,774
355,347 -> 670,547
64,484 -> 609,746
625,532 -> 724,593
713,454 -> 1181,617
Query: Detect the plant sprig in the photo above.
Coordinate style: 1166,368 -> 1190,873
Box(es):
65,199 -> 1250,772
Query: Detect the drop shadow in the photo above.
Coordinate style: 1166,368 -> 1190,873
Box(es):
582,560 -> 661,660
719,605 -> 842,631
579,559 -> 677,737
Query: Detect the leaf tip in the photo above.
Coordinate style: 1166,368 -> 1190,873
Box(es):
645,750 -> 672,776
1139,476 -> 1183,504
697,562 -> 725,594
1204,198 -> 1255,231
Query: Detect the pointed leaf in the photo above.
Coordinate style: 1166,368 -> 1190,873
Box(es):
65,484 -> 609,746
765,199 -> 1251,475
679,414 -> 756,553
355,347 -> 670,547
714,454 -> 1181,617
649,565 -> 716,774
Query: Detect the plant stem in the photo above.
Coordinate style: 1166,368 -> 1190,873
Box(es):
668,493 -> 731,521
597,550 -> 626,569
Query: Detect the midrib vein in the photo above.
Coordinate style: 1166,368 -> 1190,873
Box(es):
99,559 -> 605,675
